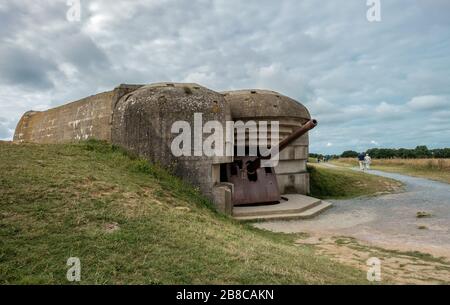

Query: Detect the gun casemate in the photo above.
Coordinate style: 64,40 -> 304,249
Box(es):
224,119 -> 318,206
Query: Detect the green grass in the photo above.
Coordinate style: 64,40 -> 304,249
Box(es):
0,140 -> 366,284
308,164 -> 403,199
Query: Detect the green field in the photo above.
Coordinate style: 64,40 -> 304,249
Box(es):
308,163 -> 403,199
332,158 -> 450,184
0,141 -> 366,284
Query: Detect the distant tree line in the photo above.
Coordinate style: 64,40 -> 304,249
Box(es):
339,146 -> 450,159
310,153 -> 340,161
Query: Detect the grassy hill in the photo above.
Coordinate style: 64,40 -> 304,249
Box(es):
0,141 -> 365,284
308,163 -> 404,199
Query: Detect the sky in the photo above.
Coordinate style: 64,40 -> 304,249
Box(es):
0,0 -> 449,154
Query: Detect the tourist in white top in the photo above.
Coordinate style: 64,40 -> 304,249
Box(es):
364,154 -> 372,170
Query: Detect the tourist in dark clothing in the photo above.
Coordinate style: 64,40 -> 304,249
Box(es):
358,152 -> 365,170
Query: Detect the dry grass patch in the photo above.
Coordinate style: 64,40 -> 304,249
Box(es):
333,158 -> 450,184
297,235 -> 450,284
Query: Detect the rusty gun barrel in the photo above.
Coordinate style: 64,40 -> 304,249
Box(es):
246,119 -> 318,173
274,119 -> 318,154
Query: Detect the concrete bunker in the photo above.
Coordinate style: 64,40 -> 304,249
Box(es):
112,83 -> 232,200
14,83 -> 331,219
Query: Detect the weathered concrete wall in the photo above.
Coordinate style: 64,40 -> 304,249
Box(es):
112,83 -> 232,200
13,83 -> 315,210
222,89 -> 311,195
14,91 -> 115,143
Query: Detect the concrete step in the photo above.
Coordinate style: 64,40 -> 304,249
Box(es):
233,199 -> 332,221
233,194 -> 322,218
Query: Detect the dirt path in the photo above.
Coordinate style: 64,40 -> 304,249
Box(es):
256,167 -> 450,283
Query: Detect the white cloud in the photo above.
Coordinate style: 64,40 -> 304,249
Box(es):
407,95 -> 449,111
258,64 -> 280,78
374,101 -> 404,118
306,97 -> 335,115
0,0 -> 449,154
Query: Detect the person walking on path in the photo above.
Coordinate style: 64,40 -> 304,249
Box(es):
364,153 -> 372,170
358,152 -> 365,170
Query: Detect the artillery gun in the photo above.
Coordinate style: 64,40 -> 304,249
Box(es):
224,119 -> 318,206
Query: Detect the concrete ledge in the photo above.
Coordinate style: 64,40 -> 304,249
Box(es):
233,194 -> 332,221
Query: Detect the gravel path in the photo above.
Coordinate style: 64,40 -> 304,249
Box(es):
256,168 -> 450,258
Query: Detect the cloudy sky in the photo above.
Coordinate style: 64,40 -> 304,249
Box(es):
1,0 -> 449,154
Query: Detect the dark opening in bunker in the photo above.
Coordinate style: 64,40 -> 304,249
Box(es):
247,171 -> 258,182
